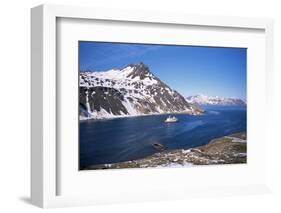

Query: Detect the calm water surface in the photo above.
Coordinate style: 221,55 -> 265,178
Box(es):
79,106 -> 246,168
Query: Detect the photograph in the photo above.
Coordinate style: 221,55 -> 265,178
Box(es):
79,41 -> 247,170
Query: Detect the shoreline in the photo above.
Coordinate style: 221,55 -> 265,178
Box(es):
80,105 -> 246,121
80,110 -> 204,121
82,131 -> 247,170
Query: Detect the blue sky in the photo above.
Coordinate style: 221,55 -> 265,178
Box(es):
79,41 -> 246,99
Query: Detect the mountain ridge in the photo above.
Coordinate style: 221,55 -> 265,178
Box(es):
186,94 -> 246,106
79,63 -> 203,120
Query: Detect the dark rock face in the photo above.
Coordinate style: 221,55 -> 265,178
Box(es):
80,87 -> 128,115
80,63 -> 203,119
126,63 -> 152,80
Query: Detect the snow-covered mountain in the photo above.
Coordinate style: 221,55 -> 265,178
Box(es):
186,94 -> 246,106
80,63 -> 203,120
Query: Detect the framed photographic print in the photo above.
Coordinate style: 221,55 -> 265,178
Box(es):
31,4 -> 274,208
78,42 -> 247,170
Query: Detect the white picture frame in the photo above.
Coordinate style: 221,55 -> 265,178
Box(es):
31,4 -> 274,208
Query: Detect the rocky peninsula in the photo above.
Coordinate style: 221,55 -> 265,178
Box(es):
85,132 -> 247,170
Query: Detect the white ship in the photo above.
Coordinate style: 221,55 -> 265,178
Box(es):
164,116 -> 178,123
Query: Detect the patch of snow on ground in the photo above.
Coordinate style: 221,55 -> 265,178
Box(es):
226,136 -> 247,143
182,149 -> 191,154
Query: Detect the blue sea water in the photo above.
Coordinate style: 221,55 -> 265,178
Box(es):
79,106 -> 246,168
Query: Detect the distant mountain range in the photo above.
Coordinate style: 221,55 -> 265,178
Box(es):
186,94 -> 246,106
79,63 -> 203,120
